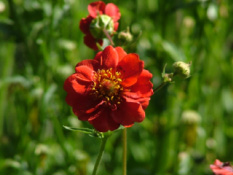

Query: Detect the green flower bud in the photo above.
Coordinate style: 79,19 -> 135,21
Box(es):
162,73 -> 173,83
118,27 -> 133,43
173,61 -> 191,78
90,15 -> 114,39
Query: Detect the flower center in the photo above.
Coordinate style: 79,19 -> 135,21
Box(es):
92,68 -> 123,106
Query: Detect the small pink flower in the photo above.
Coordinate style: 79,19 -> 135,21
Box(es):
210,159 -> 233,175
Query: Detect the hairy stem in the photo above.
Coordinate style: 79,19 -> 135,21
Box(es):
123,128 -> 127,175
92,136 -> 109,175
154,82 -> 167,92
103,28 -> 115,46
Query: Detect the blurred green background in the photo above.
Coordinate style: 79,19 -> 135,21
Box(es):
0,0 -> 233,174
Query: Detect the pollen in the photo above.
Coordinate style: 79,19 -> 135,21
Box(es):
92,69 -> 123,106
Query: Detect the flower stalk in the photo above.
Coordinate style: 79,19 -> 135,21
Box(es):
103,28 -> 115,46
92,135 -> 109,175
154,82 -> 166,92
123,128 -> 127,175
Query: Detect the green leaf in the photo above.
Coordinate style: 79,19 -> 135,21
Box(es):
162,63 -> 167,78
63,125 -> 104,138
162,41 -> 186,61
0,75 -> 32,88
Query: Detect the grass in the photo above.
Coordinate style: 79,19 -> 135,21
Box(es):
0,0 -> 233,174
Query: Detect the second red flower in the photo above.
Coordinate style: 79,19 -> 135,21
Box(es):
79,1 -> 121,50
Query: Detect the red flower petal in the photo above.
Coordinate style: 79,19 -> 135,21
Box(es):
88,1 -> 105,18
65,88 -> 98,116
117,53 -> 144,87
210,159 -> 233,175
138,98 -> 150,109
64,74 -> 91,95
72,108 -> 93,121
79,16 -> 93,35
215,160 -> 224,166
74,65 -> 94,82
94,50 -> 102,62
97,45 -> 119,68
76,59 -> 99,72
111,98 -> 145,126
65,76 -> 102,121
130,70 -> 154,97
72,100 -> 104,121
115,47 -> 127,62
65,90 -> 80,107
64,74 -> 93,106
123,69 -> 153,109
84,34 -> 103,50
105,3 -> 121,22
211,168 -> 233,175
114,22 -> 119,32
123,91 -> 151,109
89,109 -> 120,132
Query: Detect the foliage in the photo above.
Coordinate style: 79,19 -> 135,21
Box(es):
0,0 -> 233,174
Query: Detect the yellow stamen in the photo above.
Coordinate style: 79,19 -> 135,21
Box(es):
91,68 -> 125,106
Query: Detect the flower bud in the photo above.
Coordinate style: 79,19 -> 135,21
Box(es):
0,1 -> 5,13
207,4 -> 218,21
118,27 -> 133,43
35,144 -> 49,156
162,73 -> 173,83
173,61 -> 191,78
90,15 -> 114,39
181,110 -> 201,147
181,110 -> 201,125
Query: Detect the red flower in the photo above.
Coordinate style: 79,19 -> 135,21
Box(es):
210,159 -> 233,175
64,46 -> 153,132
79,1 -> 121,50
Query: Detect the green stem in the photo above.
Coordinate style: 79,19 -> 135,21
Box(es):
123,128 -> 127,175
154,82 -> 167,92
92,136 -> 109,175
